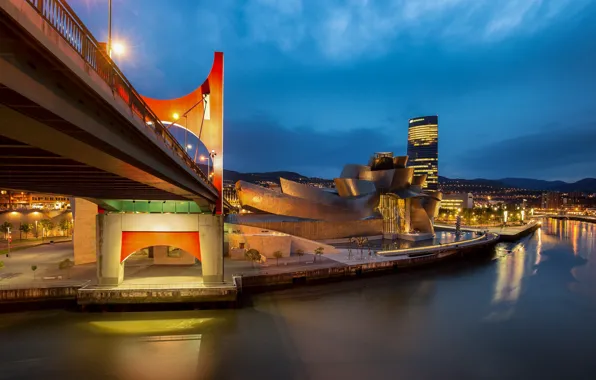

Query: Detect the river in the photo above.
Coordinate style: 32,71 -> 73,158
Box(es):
1,218 -> 595,380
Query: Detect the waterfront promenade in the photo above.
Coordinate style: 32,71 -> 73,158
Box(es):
435,220 -> 540,241
0,228 -> 500,304
0,218 -> 542,304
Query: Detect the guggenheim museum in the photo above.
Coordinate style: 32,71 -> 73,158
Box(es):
234,152 -> 442,242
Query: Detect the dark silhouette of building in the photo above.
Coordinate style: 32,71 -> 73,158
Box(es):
407,116 -> 438,190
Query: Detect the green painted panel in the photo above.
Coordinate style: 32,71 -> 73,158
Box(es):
97,200 -> 205,214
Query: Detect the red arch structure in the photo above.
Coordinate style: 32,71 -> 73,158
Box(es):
120,231 -> 201,263
141,52 -> 224,214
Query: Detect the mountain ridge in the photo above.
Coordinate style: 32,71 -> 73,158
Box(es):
219,168 -> 596,192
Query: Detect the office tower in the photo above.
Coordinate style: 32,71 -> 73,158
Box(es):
407,116 -> 438,190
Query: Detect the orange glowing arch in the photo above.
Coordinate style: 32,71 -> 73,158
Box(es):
142,52 -> 224,214
120,231 -> 201,263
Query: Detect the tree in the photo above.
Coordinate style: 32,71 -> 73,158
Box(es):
19,223 -> 33,239
58,258 -> 74,278
244,248 -> 261,268
39,219 -> 54,238
273,250 -> 283,266
0,221 -> 12,239
296,249 -> 305,263
314,246 -> 324,262
354,237 -> 368,259
31,265 -> 38,279
59,219 -> 71,236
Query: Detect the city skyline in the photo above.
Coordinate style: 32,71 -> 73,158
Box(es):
70,0 -> 596,181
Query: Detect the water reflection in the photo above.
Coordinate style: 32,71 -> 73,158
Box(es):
1,219 -> 596,379
492,242 -> 526,305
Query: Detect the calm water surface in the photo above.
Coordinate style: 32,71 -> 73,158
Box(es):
1,219 -> 595,380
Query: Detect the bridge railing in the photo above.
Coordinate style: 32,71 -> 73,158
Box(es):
24,0 -> 216,192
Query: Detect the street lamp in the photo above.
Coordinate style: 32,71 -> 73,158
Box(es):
112,41 -> 125,56
199,150 -> 217,181
199,154 -> 211,180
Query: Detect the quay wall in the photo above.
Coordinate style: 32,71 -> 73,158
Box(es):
240,237 -> 498,290
0,285 -> 80,303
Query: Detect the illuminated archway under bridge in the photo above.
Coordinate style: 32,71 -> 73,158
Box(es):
97,213 -> 223,285
120,232 -> 201,263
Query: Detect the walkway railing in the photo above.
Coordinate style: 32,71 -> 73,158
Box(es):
23,0 -> 216,192
79,282 -> 235,290
378,232 -> 497,256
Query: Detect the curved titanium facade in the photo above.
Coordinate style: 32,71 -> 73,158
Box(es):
407,116 -> 438,191
235,151 -> 442,238
334,178 -> 376,197
236,180 -> 378,222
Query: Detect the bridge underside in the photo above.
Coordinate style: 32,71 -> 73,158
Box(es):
0,5 -> 218,207
0,135 -> 185,200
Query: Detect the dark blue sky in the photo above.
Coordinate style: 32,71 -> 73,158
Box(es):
73,0 -> 596,181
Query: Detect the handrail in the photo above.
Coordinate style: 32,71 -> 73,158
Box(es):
79,282 -> 236,290
378,232 -> 496,256
22,0 -> 217,195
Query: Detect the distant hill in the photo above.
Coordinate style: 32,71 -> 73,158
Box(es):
440,175 -> 596,192
200,165 -> 310,185
221,169 -> 596,192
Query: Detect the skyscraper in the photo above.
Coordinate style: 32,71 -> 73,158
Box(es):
407,116 -> 438,190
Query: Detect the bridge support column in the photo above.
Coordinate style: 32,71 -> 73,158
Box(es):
96,214 -> 124,286
199,214 -> 224,283
72,198 -> 97,265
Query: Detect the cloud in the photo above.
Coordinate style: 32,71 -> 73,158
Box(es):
241,0 -> 592,62
457,122 -> 596,180
224,115 -> 405,177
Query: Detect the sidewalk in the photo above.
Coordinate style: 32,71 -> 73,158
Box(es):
435,220 -> 538,237
0,237 -> 72,255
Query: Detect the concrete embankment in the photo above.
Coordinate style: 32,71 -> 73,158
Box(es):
239,234 -> 498,291
77,284 -> 237,305
0,284 -> 82,304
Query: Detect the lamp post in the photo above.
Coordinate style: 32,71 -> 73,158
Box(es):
108,0 -> 112,57
6,227 -> 10,257
199,154 -> 211,180
209,149 -> 217,181
199,150 -> 217,181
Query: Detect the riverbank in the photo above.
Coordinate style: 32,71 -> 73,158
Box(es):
0,230 -> 505,308
434,220 -> 540,242
238,232 -> 499,291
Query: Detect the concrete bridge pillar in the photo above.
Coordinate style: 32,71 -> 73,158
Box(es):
199,214 -> 224,283
95,213 -> 224,286
72,198 -> 98,265
96,213 -> 124,286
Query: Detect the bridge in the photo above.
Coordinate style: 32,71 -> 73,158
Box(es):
0,0 -> 228,285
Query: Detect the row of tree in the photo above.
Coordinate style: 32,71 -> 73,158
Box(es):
0,219 -> 73,239
244,247 -> 325,266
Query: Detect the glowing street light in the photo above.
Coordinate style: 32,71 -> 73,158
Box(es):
172,112 -> 180,120
199,154 -> 211,180
186,144 -> 193,150
112,41 -> 125,56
